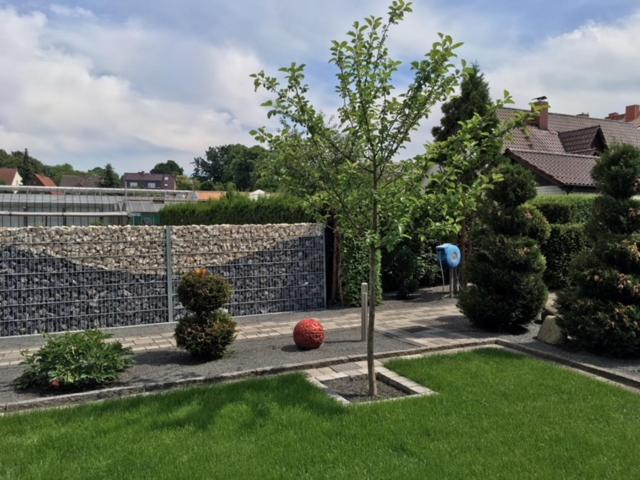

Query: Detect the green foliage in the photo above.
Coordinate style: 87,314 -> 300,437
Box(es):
558,144 -> 640,356
175,269 -> 236,360
529,195 -> 595,224
159,194 -> 312,225
341,234 -> 382,305
458,164 -> 550,330
177,270 -> 233,316
151,160 -> 184,176
15,331 -> 133,391
541,223 -> 589,289
174,311 -> 237,360
432,63 -> 496,143
100,163 -> 121,188
383,244 -> 420,298
192,144 -> 272,191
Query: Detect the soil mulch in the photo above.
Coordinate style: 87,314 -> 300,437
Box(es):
323,374 -> 409,403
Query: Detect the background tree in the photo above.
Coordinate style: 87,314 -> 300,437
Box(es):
431,63 -> 496,144
458,163 -> 550,330
18,149 -> 40,186
252,0 -> 462,395
192,144 -> 270,191
151,160 -> 184,176
558,144 -> 640,356
100,163 -> 121,188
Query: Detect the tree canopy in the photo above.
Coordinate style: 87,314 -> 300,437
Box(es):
192,144 -> 272,191
151,160 -> 184,176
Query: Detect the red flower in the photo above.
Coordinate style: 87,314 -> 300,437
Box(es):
50,379 -> 61,390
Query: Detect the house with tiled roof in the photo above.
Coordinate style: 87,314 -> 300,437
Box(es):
34,173 -> 56,187
0,168 -> 22,186
499,100 -> 640,194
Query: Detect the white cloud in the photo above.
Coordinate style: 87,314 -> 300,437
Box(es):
485,12 -> 640,116
0,7 -> 271,172
49,4 -> 95,19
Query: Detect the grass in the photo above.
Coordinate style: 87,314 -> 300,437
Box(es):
1,348 -> 640,479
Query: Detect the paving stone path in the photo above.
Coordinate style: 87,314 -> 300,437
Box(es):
0,297 -> 471,366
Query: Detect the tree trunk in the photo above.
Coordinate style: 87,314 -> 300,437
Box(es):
367,196 -> 378,397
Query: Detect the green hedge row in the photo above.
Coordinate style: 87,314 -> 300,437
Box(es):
529,195 -> 595,224
159,195 -> 313,225
541,223 -> 589,289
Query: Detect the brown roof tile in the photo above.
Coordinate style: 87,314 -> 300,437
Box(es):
499,108 -> 640,149
557,126 -> 603,155
506,149 -> 596,187
0,168 -> 19,185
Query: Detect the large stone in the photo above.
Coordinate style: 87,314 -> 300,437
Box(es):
537,315 -> 565,345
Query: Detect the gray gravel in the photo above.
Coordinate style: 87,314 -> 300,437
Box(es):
0,327 -> 416,406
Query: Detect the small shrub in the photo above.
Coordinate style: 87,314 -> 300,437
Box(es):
175,311 -> 237,360
177,269 -> 232,315
175,269 -> 237,360
15,330 -> 133,391
558,144 -> 640,356
458,163 -> 550,331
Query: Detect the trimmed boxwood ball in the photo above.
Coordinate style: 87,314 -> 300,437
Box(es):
458,163 -> 550,331
177,268 -> 232,316
175,311 -> 237,360
175,269 -> 237,360
293,319 -> 325,350
558,144 -> 640,356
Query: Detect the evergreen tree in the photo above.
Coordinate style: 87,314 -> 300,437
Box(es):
558,144 -> 640,356
432,63 -> 496,144
100,163 -> 120,188
458,163 -> 550,330
18,149 -> 40,185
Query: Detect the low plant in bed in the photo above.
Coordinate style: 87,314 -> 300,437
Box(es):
15,330 -> 133,392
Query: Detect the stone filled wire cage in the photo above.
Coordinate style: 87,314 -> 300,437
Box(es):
0,224 -> 326,337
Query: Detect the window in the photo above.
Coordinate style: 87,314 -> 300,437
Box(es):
148,182 -> 156,188
129,181 -> 138,188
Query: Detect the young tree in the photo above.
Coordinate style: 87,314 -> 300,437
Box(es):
431,63 -> 496,143
252,1 -> 462,395
558,144 -> 640,356
151,160 -> 184,176
100,163 -> 120,188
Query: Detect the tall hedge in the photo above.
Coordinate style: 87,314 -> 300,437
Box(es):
558,144 -> 640,356
159,195 -> 313,225
529,195 -> 594,289
529,195 -> 595,224
542,224 -> 589,289
458,163 -> 550,330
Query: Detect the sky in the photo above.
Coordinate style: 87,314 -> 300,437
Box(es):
0,0 -> 638,173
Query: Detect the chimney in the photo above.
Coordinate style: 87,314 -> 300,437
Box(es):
625,104 -> 640,122
532,98 -> 549,130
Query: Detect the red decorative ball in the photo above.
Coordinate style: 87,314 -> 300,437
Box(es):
293,318 -> 325,350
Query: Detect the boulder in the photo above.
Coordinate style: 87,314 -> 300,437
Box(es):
536,315 -> 565,345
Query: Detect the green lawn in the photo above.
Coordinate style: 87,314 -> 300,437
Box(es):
2,348 -> 639,479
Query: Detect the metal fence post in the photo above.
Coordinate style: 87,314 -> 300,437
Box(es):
165,225 -> 175,323
360,282 -> 368,341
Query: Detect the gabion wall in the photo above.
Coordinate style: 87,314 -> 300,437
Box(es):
0,224 -> 325,337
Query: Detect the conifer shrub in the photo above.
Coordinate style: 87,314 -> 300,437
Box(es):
458,164 -> 550,330
558,144 -> 640,356
175,269 -> 237,360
